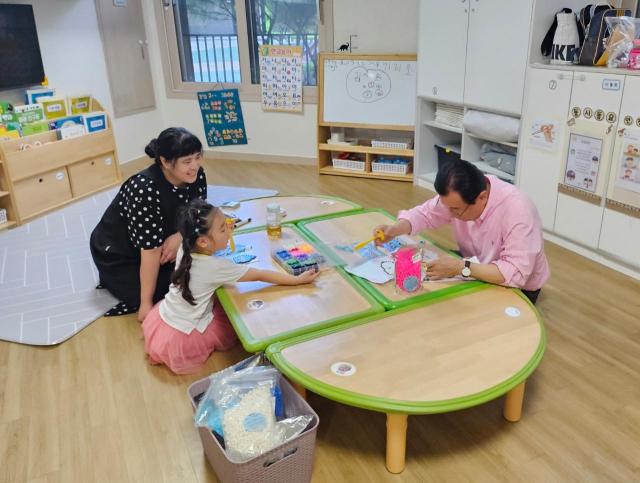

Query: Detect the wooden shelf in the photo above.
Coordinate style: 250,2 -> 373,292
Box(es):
466,132 -> 518,149
320,165 -> 413,182
0,220 -> 17,231
423,120 -> 463,134
0,190 -> 9,198
318,143 -> 414,157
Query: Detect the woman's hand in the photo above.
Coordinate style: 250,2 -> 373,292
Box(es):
137,301 -> 153,322
160,232 -> 182,264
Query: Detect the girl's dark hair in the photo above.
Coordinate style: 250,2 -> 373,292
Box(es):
434,160 -> 487,205
144,127 -> 202,167
171,198 -> 220,305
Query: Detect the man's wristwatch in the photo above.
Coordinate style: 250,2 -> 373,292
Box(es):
461,259 -> 472,278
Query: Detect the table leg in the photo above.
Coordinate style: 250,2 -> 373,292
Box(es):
503,381 -> 526,422
385,413 -> 408,474
290,380 -> 307,400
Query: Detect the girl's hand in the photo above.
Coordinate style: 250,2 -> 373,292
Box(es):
160,232 -> 182,264
293,269 -> 320,285
138,301 -> 153,322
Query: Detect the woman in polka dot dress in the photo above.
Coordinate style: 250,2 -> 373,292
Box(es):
90,127 -> 208,320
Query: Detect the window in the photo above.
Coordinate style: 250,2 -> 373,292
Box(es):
157,0 -> 333,101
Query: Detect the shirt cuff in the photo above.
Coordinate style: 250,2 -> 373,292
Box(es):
492,259 -> 524,288
397,209 -> 420,236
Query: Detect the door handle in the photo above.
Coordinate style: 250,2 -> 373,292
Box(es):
606,123 -> 613,135
567,117 -> 576,126
139,39 -> 145,60
618,127 -> 626,137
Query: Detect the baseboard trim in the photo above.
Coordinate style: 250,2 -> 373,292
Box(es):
204,150 -> 315,166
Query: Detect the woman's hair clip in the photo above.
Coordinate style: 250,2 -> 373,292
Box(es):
194,227 -> 200,234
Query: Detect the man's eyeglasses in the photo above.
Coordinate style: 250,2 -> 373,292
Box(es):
436,197 -> 472,217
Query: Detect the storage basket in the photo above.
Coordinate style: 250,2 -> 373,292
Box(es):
332,157 -> 365,171
188,375 -> 319,483
371,160 -> 411,175
371,139 -> 413,149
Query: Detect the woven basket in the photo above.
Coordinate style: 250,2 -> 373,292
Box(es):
188,376 -> 319,483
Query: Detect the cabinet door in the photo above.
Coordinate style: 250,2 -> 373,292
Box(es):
518,68 -> 573,230
464,0 -> 533,115
554,72 -> 625,249
598,75 -> 640,267
417,0 -> 469,103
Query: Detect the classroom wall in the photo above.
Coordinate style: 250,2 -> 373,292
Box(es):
142,0 -> 419,163
0,0 -> 418,165
0,0 -> 165,164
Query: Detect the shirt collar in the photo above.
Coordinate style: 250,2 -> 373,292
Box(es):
477,176 -> 508,224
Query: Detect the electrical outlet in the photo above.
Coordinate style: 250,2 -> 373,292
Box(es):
602,79 -> 621,91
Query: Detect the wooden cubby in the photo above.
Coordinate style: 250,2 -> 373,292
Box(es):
0,99 -> 122,229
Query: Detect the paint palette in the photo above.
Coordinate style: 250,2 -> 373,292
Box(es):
272,242 -> 325,275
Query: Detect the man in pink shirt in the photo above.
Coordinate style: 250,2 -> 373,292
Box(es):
376,160 -> 550,304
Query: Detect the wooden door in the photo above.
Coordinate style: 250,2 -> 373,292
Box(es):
417,0 -> 469,104
464,0 -> 533,115
94,0 -> 156,117
517,67 -> 573,230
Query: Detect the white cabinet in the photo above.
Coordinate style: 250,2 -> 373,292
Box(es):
517,67 -> 573,229
417,0 -> 533,115
416,0 -> 469,103
598,75 -> 640,266
464,0 -> 534,115
554,72 -> 625,249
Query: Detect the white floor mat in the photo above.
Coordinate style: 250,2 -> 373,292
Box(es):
0,185 -> 278,346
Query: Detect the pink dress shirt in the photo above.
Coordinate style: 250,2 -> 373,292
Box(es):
398,176 -> 550,290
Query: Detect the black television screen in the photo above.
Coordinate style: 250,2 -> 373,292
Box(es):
0,5 -> 45,90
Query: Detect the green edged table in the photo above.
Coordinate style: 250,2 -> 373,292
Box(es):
222,195 -> 361,232
216,224 -> 383,352
267,285 -> 546,473
297,209 -> 484,309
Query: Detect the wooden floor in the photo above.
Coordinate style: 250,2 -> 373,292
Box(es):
2,158 -> 640,482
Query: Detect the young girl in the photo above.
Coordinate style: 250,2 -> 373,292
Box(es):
142,198 -> 319,374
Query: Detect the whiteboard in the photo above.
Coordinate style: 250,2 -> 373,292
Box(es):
322,58 -> 417,126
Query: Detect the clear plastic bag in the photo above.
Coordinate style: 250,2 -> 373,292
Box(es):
193,355 -> 313,462
603,17 -> 640,68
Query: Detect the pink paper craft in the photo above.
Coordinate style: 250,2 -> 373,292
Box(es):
394,247 -> 422,293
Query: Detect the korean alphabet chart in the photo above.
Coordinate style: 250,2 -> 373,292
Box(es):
197,88 -> 247,146
259,45 -> 303,112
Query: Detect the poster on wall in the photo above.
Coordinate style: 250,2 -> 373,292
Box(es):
259,45 -> 303,112
614,129 -> 640,194
564,133 -> 602,192
197,89 -> 247,147
528,118 -> 560,151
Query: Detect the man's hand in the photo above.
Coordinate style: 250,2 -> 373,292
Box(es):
160,232 -> 182,264
425,255 -> 464,280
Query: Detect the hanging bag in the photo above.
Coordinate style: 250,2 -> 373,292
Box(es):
541,8 -> 584,64
578,4 -> 631,65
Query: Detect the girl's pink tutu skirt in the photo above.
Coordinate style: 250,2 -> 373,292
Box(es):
142,301 -> 237,374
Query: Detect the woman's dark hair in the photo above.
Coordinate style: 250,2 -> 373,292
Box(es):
434,160 -> 487,205
171,198 -> 220,305
144,127 -> 202,167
